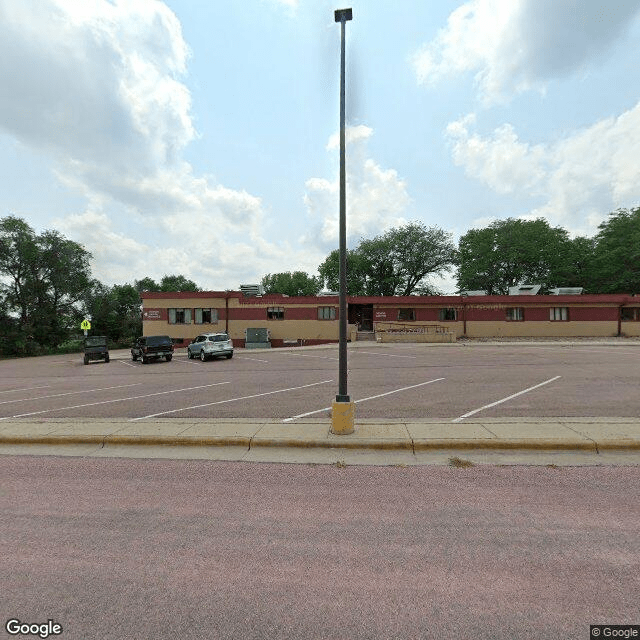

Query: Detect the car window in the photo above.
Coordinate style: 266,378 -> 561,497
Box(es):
209,335 -> 228,342
197,336 -> 205,342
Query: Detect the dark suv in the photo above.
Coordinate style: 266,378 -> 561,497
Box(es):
131,335 -> 174,364
84,336 -> 109,365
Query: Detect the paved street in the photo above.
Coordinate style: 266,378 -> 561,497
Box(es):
2,456 -> 639,640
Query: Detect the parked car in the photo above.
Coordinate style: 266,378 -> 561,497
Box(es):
131,335 -> 174,363
83,335 -> 109,365
187,333 -> 234,361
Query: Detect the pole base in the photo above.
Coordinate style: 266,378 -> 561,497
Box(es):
331,400 -> 355,435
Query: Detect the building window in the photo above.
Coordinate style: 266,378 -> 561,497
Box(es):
439,308 -> 458,321
506,307 -> 524,321
318,306 -> 336,320
397,308 -> 416,321
621,308 -> 639,321
195,308 -> 218,324
267,307 -> 284,320
550,307 -> 568,321
168,308 -> 192,324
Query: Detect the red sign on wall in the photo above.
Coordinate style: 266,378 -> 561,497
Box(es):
144,310 -> 161,320
374,311 -> 387,320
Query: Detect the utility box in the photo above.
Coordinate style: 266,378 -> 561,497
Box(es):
245,328 -> 271,349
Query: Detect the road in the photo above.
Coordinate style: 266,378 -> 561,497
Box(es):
2,456 -> 639,639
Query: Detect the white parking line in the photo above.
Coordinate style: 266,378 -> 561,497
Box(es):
0,383 -> 142,406
283,378 -> 446,422
131,379 -> 334,421
0,385 -> 50,395
236,356 -> 270,363
452,376 -> 562,423
282,353 -> 339,361
354,351 -> 417,359
0,382 -> 230,420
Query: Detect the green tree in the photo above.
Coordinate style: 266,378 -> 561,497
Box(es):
0,216 -> 93,351
456,218 -> 575,294
261,271 -> 322,296
135,277 -> 160,292
317,249 -> 369,295
589,208 -> 640,293
318,222 -> 456,296
160,274 -> 199,292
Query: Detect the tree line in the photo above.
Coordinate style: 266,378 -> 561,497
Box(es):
1,208 -> 638,356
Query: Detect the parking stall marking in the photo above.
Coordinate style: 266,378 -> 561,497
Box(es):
283,378 -> 446,423
0,382 -> 230,421
452,376 -> 562,423
131,379 -> 334,421
0,385 -> 51,395
353,351 -> 417,359
0,383 -> 143,406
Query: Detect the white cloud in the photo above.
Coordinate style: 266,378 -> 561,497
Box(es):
303,126 -> 410,251
413,0 -> 640,103
445,102 -> 640,235
0,0 -> 308,288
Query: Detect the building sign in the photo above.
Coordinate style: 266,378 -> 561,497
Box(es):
144,310 -> 161,320
374,311 -> 387,320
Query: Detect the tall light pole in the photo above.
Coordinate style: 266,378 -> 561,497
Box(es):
331,7 -> 354,435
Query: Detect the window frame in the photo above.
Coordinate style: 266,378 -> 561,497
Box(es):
397,308 -> 416,322
550,307 -> 569,322
438,308 -> 458,321
621,308 -> 639,321
317,306 -> 336,320
168,308 -> 192,324
267,306 -> 285,320
505,307 -> 524,322
194,308 -> 218,324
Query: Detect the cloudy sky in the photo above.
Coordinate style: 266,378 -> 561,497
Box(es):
2,0 -> 640,293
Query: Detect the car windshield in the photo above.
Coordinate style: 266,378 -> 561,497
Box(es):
146,336 -> 171,346
208,335 -> 228,342
85,337 -> 107,347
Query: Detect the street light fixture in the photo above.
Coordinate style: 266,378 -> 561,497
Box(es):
331,7 -> 354,435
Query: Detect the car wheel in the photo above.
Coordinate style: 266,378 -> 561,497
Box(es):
166,355 -> 172,362
142,356 -> 148,364
105,355 -> 110,363
84,355 -> 89,365
132,353 -> 138,361
200,350 -> 206,362
226,353 -> 233,359
187,350 -> 193,359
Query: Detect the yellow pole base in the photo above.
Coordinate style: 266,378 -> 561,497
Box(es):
331,400 -> 355,435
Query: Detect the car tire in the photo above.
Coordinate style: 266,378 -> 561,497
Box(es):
200,350 -> 206,362
84,355 -> 89,365
132,353 -> 138,361
187,350 -> 193,359
226,353 -> 233,359
166,355 -> 172,362
105,355 -> 110,363
142,356 -> 148,364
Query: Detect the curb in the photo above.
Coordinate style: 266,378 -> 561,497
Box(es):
2,434 -> 640,452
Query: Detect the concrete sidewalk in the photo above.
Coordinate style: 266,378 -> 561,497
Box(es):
1,417 -> 639,466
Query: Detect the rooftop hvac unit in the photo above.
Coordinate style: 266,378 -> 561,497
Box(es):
240,284 -> 264,297
549,287 -> 584,295
461,290 -> 487,296
508,284 -> 541,295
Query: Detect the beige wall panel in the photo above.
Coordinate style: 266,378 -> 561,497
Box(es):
466,321 -> 619,338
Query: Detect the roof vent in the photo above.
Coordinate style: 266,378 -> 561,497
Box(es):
240,284 -> 264,297
508,284 -> 541,295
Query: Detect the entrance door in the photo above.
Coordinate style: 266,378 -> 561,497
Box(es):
349,304 -> 374,331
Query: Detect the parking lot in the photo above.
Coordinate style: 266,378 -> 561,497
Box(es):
0,342 -> 638,422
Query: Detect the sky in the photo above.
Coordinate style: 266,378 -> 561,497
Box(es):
2,0 -> 640,294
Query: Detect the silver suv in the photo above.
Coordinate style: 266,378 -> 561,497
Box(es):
187,333 -> 234,361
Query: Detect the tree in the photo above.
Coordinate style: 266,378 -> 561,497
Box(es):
0,216 -> 93,351
135,277 -> 160,292
589,208 -> 640,293
160,274 -> 200,292
318,222 -> 456,296
261,271 -> 322,296
456,218 -> 575,294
